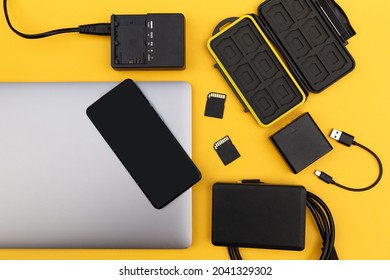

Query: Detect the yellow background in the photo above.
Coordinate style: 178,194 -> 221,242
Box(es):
1,0 -> 389,260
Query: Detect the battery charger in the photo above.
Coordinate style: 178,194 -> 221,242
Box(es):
3,1 -> 186,70
111,14 -> 185,69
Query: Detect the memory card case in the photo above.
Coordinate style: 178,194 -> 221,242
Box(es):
207,0 -> 355,127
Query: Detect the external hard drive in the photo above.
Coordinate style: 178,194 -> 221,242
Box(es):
212,182 -> 306,250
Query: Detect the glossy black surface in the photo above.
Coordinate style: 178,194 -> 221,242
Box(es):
87,79 -> 201,209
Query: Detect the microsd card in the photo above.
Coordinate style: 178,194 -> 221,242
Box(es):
214,135 -> 240,165
204,92 -> 226,119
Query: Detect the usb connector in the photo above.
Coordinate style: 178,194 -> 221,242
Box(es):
330,129 -> 354,146
315,129 -> 382,192
329,129 -> 342,141
314,170 -> 333,184
78,24 -> 111,35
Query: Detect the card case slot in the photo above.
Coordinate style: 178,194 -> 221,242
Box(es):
285,0 -> 312,20
301,54 -> 329,85
249,89 -> 279,120
234,24 -> 264,55
319,42 -> 349,73
266,2 -> 295,32
302,17 -> 330,47
284,28 -> 312,59
233,63 -> 262,92
252,51 -> 280,81
214,37 -> 244,67
269,76 -> 299,106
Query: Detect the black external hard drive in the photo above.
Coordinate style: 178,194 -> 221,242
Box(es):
212,183 -> 306,250
86,79 -> 201,209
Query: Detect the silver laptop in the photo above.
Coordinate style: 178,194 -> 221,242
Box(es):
0,81 -> 192,249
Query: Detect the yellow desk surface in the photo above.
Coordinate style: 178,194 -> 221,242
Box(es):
1,0 -> 389,260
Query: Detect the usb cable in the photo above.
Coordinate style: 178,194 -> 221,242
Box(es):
315,129 -> 383,192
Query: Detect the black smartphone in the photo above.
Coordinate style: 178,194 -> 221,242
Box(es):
86,79 -> 201,209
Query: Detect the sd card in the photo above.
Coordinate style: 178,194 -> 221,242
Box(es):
204,92 -> 226,119
214,135 -> 240,165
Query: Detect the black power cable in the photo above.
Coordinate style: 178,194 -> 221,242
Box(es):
3,0 -> 111,38
306,191 -> 337,260
228,190 -> 337,260
228,246 -> 242,260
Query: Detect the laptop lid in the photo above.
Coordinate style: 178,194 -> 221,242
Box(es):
0,81 -> 192,249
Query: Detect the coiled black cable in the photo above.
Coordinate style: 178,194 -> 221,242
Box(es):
228,191 -> 336,260
306,191 -> 336,260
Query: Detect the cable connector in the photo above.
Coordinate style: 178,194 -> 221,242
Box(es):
315,129 -> 383,192
314,170 -> 333,184
78,23 -> 111,35
330,129 -> 354,146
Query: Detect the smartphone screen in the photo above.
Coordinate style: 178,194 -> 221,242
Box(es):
86,79 -> 201,209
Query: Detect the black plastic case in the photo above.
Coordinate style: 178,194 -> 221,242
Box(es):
208,0 -> 355,127
111,14 -> 185,69
212,182 -> 306,250
270,112 -> 333,173
208,16 -> 307,127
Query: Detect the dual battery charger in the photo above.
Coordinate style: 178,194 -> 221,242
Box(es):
111,14 -> 185,69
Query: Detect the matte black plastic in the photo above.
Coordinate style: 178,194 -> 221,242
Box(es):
214,63 -> 250,113
212,183 -> 306,250
86,79 -> 201,209
204,92 -> 226,119
270,112 -> 333,173
257,0 -> 355,92
316,0 -> 356,42
212,17 -> 239,36
209,17 -> 305,125
214,135 -> 240,165
111,14 -> 185,69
